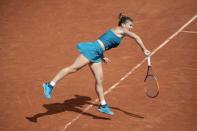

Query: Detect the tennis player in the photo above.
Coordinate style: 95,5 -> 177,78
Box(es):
42,13 -> 150,115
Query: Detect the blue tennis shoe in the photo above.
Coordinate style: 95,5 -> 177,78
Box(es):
42,83 -> 53,99
98,104 -> 114,115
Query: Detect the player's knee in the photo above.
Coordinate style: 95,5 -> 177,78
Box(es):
68,66 -> 78,73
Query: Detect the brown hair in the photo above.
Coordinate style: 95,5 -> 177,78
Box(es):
118,13 -> 133,26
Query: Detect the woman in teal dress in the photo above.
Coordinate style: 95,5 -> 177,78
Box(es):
42,13 -> 151,115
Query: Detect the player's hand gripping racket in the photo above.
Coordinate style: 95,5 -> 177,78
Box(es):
144,56 -> 159,98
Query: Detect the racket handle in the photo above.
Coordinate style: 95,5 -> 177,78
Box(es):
147,56 -> 151,66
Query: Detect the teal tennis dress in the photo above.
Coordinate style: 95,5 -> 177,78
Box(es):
76,29 -> 121,63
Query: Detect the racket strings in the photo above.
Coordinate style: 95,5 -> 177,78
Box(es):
145,75 -> 159,98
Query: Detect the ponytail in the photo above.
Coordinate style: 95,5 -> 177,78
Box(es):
118,13 -> 133,26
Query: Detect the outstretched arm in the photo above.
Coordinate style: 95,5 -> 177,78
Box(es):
124,29 -> 150,56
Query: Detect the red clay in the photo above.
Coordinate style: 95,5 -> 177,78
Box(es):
0,0 -> 197,131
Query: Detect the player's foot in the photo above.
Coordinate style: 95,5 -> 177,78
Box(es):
42,83 -> 53,99
98,104 -> 114,115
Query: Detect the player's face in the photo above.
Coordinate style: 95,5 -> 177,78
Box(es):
124,21 -> 133,31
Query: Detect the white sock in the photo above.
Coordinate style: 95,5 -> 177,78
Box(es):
50,81 -> 56,87
100,100 -> 106,105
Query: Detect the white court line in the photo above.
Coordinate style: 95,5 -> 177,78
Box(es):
62,14 -> 197,131
181,30 -> 197,34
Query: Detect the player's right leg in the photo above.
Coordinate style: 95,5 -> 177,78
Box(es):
42,54 -> 90,99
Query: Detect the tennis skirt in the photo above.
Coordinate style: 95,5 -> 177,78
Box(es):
76,40 -> 104,63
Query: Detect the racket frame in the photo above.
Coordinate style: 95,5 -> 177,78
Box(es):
144,56 -> 159,98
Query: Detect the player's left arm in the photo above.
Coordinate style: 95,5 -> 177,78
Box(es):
101,53 -> 110,63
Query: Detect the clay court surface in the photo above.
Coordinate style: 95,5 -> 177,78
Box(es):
0,0 -> 197,131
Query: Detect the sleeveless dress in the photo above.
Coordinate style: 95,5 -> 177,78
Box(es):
76,29 -> 121,63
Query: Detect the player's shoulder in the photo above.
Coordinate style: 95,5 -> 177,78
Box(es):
111,27 -> 125,35
112,26 -> 124,32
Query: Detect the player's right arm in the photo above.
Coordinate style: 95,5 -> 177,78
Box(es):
123,29 -> 151,56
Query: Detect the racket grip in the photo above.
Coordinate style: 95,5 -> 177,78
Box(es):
147,56 -> 151,66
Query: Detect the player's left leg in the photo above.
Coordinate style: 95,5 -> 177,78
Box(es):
89,62 -> 114,115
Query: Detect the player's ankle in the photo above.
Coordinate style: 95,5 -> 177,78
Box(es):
50,81 -> 56,87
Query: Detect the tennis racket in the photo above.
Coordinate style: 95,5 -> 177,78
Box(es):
144,56 -> 159,98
